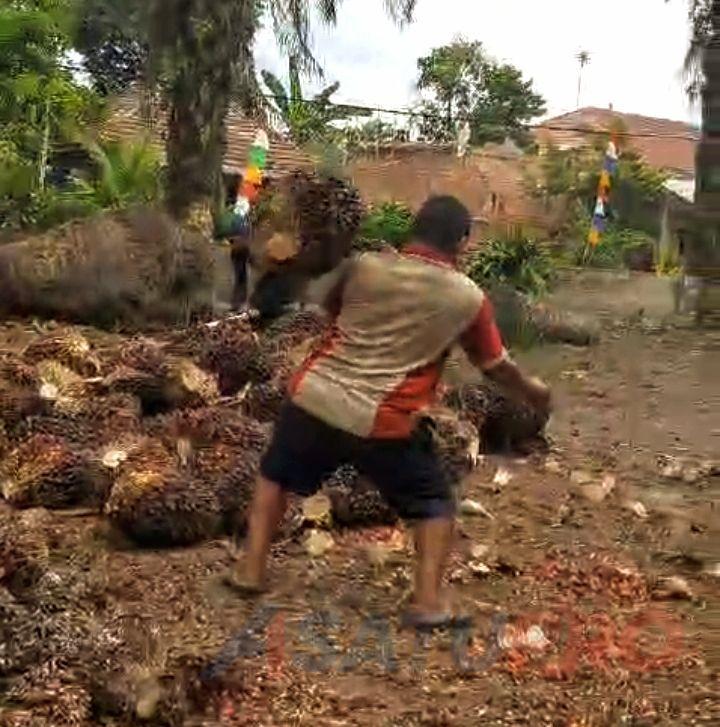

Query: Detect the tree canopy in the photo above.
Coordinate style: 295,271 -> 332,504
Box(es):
73,0 -> 148,95
0,0 -> 101,230
415,39 -> 546,147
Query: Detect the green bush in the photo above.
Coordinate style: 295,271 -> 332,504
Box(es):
465,233 -> 555,299
355,201 -> 413,251
572,226 -> 656,270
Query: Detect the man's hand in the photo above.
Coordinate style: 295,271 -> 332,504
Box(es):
523,376 -> 552,417
484,361 -> 552,417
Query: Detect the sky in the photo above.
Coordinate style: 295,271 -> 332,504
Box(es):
254,0 -> 699,126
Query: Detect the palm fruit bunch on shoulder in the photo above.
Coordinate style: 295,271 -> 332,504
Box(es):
0,434 -> 96,510
323,466 -> 398,528
444,382 -> 548,452
281,170 -> 365,277
104,439 -> 224,547
22,328 -> 101,376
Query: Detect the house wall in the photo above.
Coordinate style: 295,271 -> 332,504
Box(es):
346,147 -> 562,242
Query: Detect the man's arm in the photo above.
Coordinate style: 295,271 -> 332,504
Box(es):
301,257 -> 354,317
460,296 -> 551,415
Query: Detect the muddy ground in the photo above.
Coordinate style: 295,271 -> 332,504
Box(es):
1,271 -> 718,726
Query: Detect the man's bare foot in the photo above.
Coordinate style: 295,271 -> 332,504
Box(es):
222,570 -> 268,598
400,605 -> 472,631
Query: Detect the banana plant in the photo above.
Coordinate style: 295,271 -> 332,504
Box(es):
261,54 -> 369,145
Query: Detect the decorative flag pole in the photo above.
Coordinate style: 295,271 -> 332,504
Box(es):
587,134 -> 619,247
233,129 -> 270,221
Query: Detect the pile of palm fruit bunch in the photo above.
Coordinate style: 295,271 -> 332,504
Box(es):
0,207 -> 214,327
0,298 -> 549,550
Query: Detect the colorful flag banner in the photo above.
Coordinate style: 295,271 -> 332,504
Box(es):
234,130 -> 270,220
588,138 -> 619,247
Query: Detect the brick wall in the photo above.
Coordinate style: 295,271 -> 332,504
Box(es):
347,146 -> 562,241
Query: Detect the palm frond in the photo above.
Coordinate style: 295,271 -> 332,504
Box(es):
383,0 -> 417,24
261,70 -> 290,115
315,0 -> 340,24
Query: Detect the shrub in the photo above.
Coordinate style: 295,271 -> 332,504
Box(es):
572,226 -> 656,270
465,232 -> 555,299
355,201 -> 413,251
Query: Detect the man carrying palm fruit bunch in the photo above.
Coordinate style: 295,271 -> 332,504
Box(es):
230,195 -> 551,630
245,169 -> 365,321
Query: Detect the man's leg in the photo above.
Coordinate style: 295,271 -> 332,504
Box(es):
235,476 -> 287,589
412,516 -> 455,616
228,402 -> 346,592
360,436 -> 458,622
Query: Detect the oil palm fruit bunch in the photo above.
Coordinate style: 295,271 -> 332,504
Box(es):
0,511 -> 50,596
22,328 -> 101,376
283,170 -> 365,277
2,670 -> 92,727
0,434 -> 96,509
241,381 -> 285,423
177,316 -> 254,360
35,360 -> 89,416
444,382 -> 548,452
260,308 -> 328,347
323,466 -> 398,528
104,440 -> 224,547
216,449 -> 263,533
18,393 -> 141,452
103,357 -> 217,415
114,337 -> 168,373
0,354 -> 38,388
416,408 -> 480,486
150,406 -> 270,454
200,331 -> 277,397
0,380 -> 45,430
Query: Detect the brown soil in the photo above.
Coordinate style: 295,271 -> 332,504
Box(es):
0,273 -> 718,726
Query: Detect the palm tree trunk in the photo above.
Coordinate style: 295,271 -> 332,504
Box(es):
694,1 -> 720,211
153,0 -> 262,234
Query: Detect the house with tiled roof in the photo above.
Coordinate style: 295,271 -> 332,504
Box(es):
535,107 -> 699,190
536,107 -> 699,263
101,87 -> 313,177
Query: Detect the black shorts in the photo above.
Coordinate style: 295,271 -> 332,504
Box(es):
260,402 -> 455,521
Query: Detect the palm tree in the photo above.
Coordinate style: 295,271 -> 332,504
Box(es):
148,0 -> 417,232
261,54 -> 369,144
576,50 -> 590,109
693,0 -> 719,206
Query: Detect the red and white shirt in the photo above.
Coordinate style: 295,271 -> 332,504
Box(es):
289,244 -> 507,439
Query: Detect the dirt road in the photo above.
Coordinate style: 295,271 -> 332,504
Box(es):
1,272 -> 718,726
